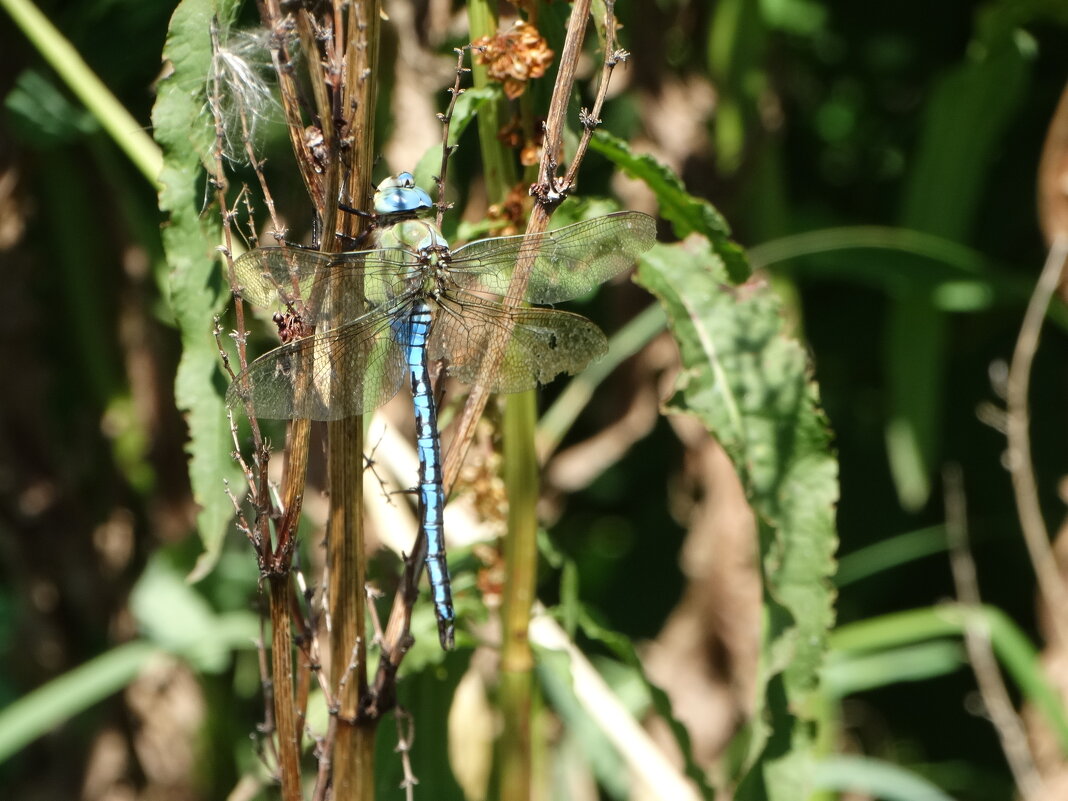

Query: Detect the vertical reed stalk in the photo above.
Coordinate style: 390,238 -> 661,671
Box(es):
499,389 -> 540,800
466,3 -> 540,797
268,574 -> 302,801
327,2 -> 382,798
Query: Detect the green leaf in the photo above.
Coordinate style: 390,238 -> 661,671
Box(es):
835,525 -> 948,587
0,641 -> 159,764
152,0 -> 244,575
813,756 -> 958,801
375,650 -> 472,801
536,644 -> 631,800
0,553 -> 258,764
831,605 -> 1068,758
590,131 -> 749,283
130,555 -> 259,673
822,641 -> 966,697
1,0 -> 162,182
886,29 -> 1033,510
5,69 -> 96,144
635,241 -> 838,800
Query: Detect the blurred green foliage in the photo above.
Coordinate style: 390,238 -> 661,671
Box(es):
2,0 -> 1068,799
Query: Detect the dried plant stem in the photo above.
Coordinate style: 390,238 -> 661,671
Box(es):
209,19 -> 307,795
264,0 -> 324,207
326,419 -> 370,776
255,614 -> 279,770
1006,234 -> 1068,647
442,0 -> 596,496
944,465 -> 1042,799
556,1 -> 625,197
268,575 -> 303,801
435,48 -> 473,228
327,3 -> 381,799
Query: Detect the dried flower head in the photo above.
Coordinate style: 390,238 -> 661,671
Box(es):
472,20 -> 554,100
487,183 -> 529,235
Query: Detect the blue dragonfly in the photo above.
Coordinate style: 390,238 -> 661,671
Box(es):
227,173 -> 656,649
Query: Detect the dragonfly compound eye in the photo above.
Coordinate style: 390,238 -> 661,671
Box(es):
374,172 -> 434,216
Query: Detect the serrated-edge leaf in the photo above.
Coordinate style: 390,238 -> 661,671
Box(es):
590,130 -> 750,283
635,241 -> 839,800
152,0 -> 244,575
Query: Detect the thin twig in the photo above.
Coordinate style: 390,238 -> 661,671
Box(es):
394,707 -> 419,801
944,465 -> 1043,799
434,47 -> 470,229
254,613 -> 278,764
559,1 -> 625,197
1006,233 -> 1068,647
441,0 -> 599,495
209,19 -> 265,455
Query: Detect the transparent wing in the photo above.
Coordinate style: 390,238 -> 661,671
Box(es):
446,212 -> 656,305
232,246 -> 418,327
429,293 -> 608,394
226,301 -> 414,421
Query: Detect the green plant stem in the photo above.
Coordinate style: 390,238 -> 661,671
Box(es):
499,388 -> 539,798
1,0 -> 162,184
502,393 -> 540,669
467,0 -> 518,197
831,604 -> 1068,756
467,2 -> 537,798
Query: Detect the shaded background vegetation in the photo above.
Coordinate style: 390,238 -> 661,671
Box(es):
1,0 -> 1067,799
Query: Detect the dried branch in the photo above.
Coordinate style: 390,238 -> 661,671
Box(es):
944,464 -> 1044,799
434,47 -> 471,229
1006,234 -> 1068,648
441,0 -> 600,495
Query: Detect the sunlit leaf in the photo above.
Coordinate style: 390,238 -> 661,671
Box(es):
152,0 -> 245,574
590,131 -> 749,283
636,241 -> 838,799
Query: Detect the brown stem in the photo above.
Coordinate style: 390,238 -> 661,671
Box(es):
262,2 -> 321,205
435,47 -> 472,230
268,575 -> 303,801
441,0 -> 597,495
1006,234 -> 1068,648
560,2 -> 625,192
328,3 -> 381,799
943,465 -> 1043,799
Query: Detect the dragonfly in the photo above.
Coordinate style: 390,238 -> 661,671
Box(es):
227,173 -> 657,649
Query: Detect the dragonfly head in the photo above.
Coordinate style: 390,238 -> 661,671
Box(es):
374,172 -> 434,217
